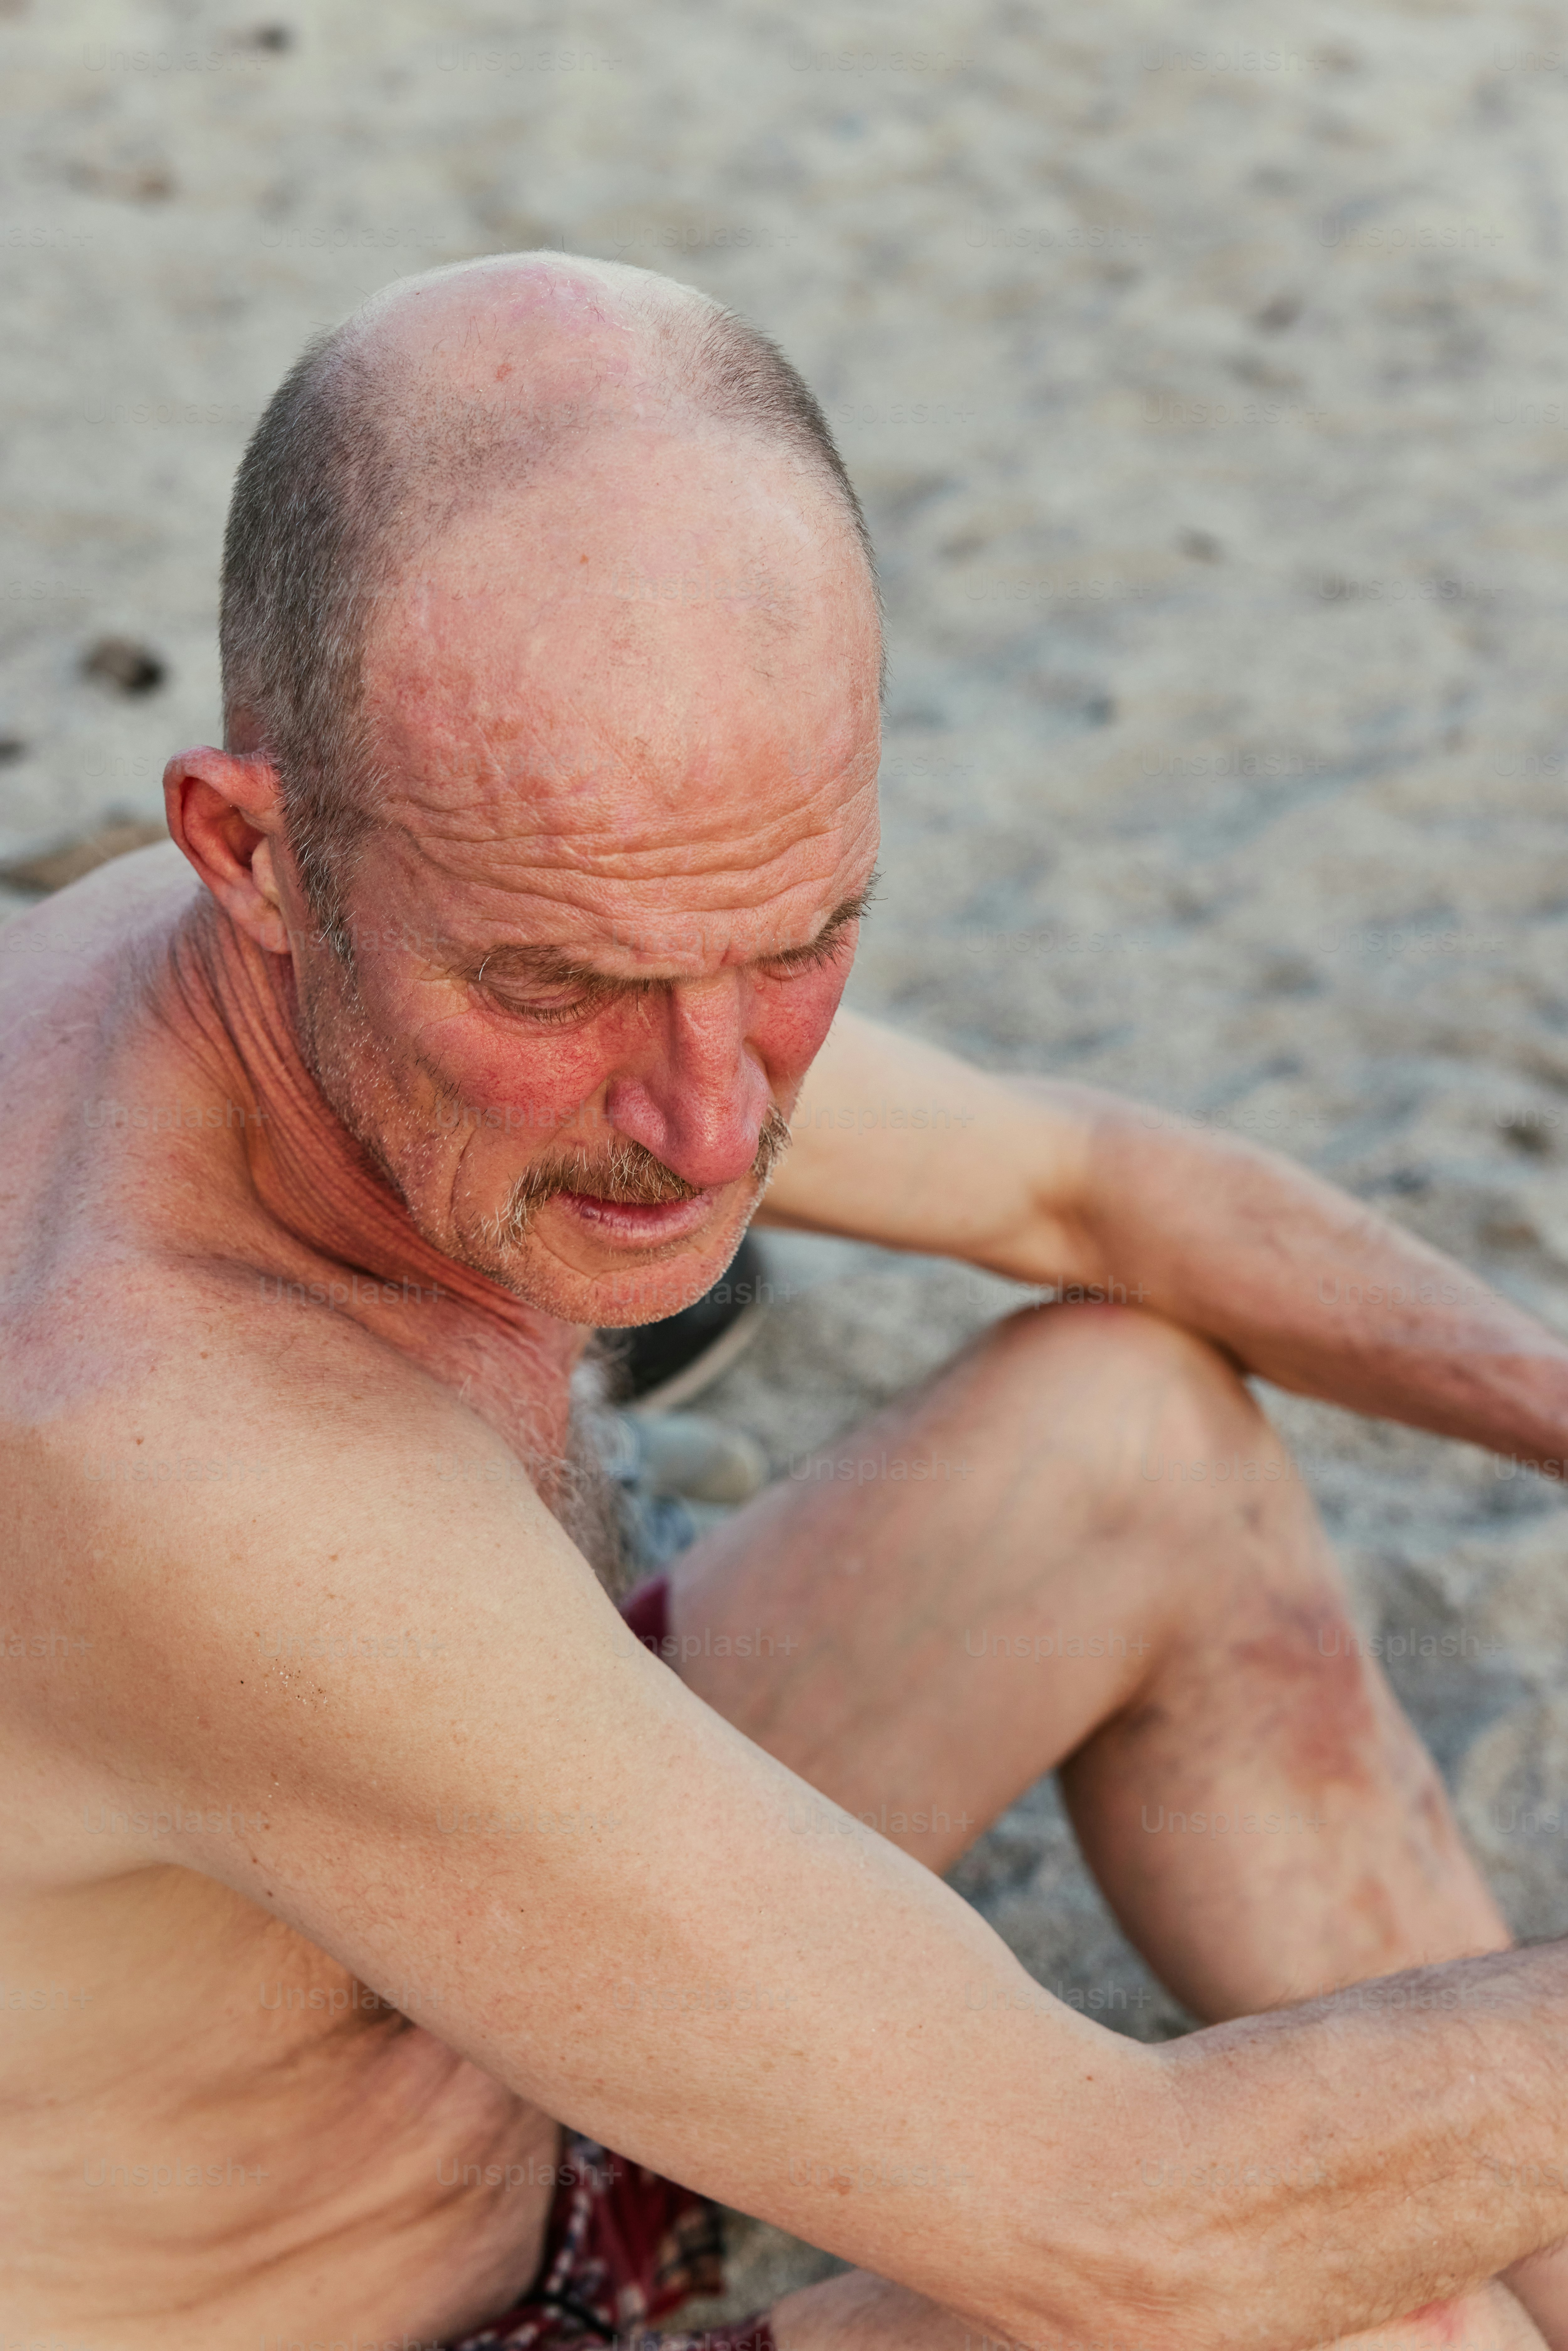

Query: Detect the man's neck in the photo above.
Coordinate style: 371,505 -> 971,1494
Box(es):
164,899 -> 587,1401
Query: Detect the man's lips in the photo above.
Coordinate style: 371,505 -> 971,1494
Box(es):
549,1187 -> 718,1245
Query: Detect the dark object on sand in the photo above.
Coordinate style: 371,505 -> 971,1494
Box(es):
81,638 -> 167,696
612,1232 -> 772,1409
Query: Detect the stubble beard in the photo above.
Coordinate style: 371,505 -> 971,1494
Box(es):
290,945 -> 416,1205
292,955 -> 794,1300
464,1105 -> 795,1301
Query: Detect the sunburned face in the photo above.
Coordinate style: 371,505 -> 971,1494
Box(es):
287,429 -> 882,1327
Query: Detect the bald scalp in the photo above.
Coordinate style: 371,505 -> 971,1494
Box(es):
219,254 -> 878,948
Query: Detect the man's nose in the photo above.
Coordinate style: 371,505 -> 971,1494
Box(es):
603,978 -> 773,1191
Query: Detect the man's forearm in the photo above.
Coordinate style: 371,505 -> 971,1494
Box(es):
766,1948 -> 1568,2351
1127,1947 -> 1568,2351
776,1956 -> 1568,2351
1067,1088 -> 1568,1466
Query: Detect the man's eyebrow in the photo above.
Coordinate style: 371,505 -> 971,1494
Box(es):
470,944 -> 616,990
760,881 -> 877,965
468,878 -> 877,989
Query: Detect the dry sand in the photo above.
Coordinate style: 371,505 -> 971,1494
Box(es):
6,0 -> 1568,2306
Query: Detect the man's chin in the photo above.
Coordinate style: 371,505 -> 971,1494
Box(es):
448,1192 -> 757,1327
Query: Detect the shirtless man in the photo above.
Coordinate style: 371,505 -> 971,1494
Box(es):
8,252 -> 1568,2351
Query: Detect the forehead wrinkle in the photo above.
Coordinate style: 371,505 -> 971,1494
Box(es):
364,799 -> 873,952
381,752 -> 874,872
381,831 -> 872,939
387,643 -> 878,812
392,813 -> 869,907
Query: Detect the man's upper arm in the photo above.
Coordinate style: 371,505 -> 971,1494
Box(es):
61,1341 -> 1159,2336
763,1008 -> 1104,1286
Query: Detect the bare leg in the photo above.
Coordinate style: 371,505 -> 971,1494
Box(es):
667,1304 -> 1555,2336
671,1304 -> 1504,2011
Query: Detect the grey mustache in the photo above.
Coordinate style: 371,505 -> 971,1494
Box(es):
486,1106 -> 792,1243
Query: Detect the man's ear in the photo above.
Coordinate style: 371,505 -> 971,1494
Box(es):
163,745 -> 296,956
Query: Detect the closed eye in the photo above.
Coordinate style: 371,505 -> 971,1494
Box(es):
466,876 -> 875,1012
476,971 -> 654,1026
758,881 -> 876,977
481,993 -> 599,1026
761,928 -> 855,976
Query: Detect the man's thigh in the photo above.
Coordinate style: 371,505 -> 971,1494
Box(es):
665,1301 -> 1266,1872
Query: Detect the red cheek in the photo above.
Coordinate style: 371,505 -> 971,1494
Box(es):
405,967 -> 847,1139
438,1021 -> 615,1137
750,969 -> 848,1071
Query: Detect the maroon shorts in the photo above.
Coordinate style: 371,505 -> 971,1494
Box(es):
449,1580 -> 775,2351
619,1572 -> 674,1661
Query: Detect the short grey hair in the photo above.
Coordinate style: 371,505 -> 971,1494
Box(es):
218,262 -> 879,955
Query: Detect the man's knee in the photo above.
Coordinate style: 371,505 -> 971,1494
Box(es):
985,1295 -> 1243,1396
979,1299 -> 1274,1503
987,1303 -> 1368,1654
1347,2283 -> 1550,2351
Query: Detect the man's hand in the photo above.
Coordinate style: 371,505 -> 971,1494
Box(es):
765,1010 -> 1568,1470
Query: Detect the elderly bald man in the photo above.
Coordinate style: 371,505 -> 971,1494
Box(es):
8,252 -> 1568,2351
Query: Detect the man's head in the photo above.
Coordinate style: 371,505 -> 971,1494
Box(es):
167,253 -> 882,1326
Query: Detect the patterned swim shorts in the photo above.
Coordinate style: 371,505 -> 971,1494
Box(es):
449,1580 -> 777,2351
446,2134 -> 773,2351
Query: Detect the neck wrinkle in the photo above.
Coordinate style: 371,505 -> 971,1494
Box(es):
161,902 -> 573,1354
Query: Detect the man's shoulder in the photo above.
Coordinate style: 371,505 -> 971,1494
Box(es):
8,1240 -> 510,1559
29,1234 -> 418,1394
2,1236 -> 580,1798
